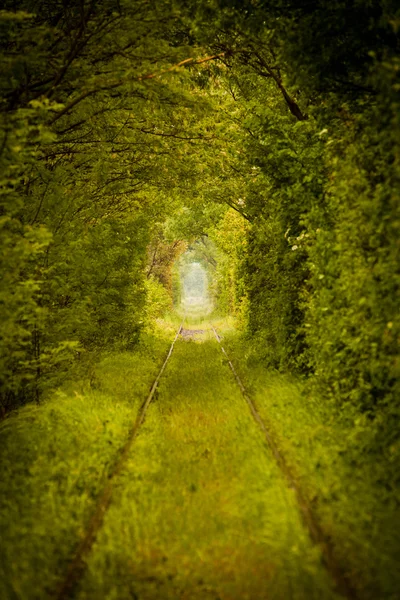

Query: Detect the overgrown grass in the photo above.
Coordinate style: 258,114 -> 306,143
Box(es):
0,322 -> 175,600
222,327 -> 400,600
76,329 -> 340,600
3,315 -> 394,599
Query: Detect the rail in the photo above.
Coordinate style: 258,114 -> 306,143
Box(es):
212,326 -> 357,600
56,321 -> 184,600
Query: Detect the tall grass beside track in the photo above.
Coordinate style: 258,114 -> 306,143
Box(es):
1,316 -> 398,599
222,328 -> 400,600
75,329 -> 339,600
0,323 -> 176,600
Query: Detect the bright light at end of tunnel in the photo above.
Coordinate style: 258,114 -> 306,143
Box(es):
180,261 -> 212,316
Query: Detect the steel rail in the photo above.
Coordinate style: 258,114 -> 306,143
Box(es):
211,326 -> 358,600
55,321 -> 184,600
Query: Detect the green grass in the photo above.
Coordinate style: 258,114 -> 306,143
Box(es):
75,328 -> 340,600
221,326 -> 400,600
3,315 -> 396,599
0,324 -> 175,600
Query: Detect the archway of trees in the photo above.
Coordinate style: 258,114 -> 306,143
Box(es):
1,1 -> 400,596
2,0 -> 399,421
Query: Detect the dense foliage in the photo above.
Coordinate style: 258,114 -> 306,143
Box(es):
1,0 -> 399,464
180,1 -> 400,430
0,0 -> 213,410
1,3 -> 400,597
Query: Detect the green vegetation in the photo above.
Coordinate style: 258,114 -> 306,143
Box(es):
1,0 -> 399,598
0,324 -> 174,600
76,331 -> 339,600
1,318 -> 399,598
2,0 -> 398,425
223,328 -> 400,600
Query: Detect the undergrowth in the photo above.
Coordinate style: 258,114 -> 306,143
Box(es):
76,330 -> 339,600
2,315 -> 397,599
222,327 -> 400,600
0,321 -> 176,600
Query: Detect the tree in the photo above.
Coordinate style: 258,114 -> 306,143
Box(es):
0,0 -> 222,409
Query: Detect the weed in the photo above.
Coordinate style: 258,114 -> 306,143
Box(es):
76,331 -> 339,600
222,327 -> 400,600
0,326 -> 173,600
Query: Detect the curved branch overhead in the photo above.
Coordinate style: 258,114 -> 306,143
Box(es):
0,3 -> 399,597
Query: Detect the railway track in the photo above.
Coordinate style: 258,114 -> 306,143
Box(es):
56,323 -> 184,600
54,322 -> 356,600
211,327 -> 357,600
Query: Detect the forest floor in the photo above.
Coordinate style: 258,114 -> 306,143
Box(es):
0,317 -> 399,600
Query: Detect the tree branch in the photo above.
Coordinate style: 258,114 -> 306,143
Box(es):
49,53 -> 225,124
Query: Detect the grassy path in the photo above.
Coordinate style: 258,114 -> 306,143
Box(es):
2,320 -> 397,599
75,329 -> 340,600
0,330 -> 174,600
